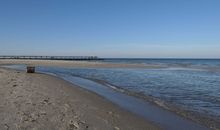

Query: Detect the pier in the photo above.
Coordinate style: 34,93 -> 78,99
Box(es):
0,56 -> 101,61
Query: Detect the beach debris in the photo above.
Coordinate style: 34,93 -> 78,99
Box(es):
26,66 -> 35,73
64,103 -> 70,108
41,97 -> 50,105
69,120 -> 79,129
107,111 -> 113,115
114,126 -> 120,130
79,120 -> 86,124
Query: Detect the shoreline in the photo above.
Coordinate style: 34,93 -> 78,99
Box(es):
77,77 -> 220,130
0,60 -> 215,130
0,67 -> 161,130
55,72 -> 212,130
0,59 -> 164,69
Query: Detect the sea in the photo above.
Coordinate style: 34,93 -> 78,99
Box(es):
4,59 -> 220,129
102,59 -> 220,114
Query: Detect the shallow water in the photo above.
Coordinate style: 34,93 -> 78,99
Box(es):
3,59 -> 220,129
95,59 -> 220,118
103,58 -> 220,69
37,66 -> 220,119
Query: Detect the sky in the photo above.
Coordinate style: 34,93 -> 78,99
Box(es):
0,0 -> 220,58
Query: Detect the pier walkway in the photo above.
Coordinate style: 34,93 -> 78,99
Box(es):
0,56 -> 100,60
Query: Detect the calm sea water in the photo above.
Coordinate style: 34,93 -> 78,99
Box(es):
102,59 -> 220,117
5,59 -> 220,124
103,58 -> 220,69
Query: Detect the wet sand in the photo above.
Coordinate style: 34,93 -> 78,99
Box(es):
0,67 -> 161,130
0,59 -> 163,68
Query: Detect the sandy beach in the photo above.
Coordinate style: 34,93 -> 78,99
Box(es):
1,0 -> 219,129
0,59 -> 216,130
0,59 -> 163,69
0,67 -> 161,130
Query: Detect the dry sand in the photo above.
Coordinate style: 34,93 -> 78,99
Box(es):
0,67 -> 161,130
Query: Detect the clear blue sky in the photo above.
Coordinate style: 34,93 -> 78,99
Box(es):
0,0 -> 220,58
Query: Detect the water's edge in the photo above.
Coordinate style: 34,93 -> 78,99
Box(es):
2,65 -> 211,130
69,75 -> 219,130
